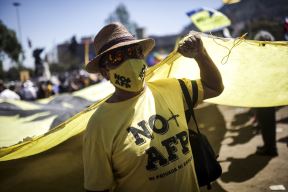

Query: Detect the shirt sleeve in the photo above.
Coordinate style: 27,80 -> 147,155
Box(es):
180,78 -> 204,110
83,127 -> 114,191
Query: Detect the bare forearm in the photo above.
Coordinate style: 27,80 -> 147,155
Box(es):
177,31 -> 224,99
195,49 -> 224,98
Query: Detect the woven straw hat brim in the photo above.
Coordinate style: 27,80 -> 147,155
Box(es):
85,38 -> 155,73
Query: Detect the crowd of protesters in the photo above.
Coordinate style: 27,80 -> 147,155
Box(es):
0,69 -> 103,101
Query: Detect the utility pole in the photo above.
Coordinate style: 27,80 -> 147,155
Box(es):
13,2 -> 23,68
13,2 -> 22,44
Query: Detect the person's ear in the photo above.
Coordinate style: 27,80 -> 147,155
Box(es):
99,67 -> 109,80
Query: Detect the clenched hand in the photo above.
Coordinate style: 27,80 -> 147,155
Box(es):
177,31 -> 206,59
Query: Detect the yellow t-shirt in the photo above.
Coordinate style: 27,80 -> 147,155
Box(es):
83,78 -> 203,192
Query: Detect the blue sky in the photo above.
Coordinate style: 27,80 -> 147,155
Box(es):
0,0 -> 223,69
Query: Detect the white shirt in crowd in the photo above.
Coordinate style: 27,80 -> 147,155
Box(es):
0,89 -> 20,100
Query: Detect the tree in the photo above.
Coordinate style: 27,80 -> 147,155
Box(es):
105,4 -> 138,36
0,20 -> 22,64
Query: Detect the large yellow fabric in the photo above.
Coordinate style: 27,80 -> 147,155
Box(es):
1,33 -> 287,161
0,112 -> 57,147
0,98 -> 106,160
2,99 -> 42,110
83,78 -> 202,192
147,34 -> 288,107
72,80 -> 114,101
0,81 -> 114,149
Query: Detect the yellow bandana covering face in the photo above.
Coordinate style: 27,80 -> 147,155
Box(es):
109,59 -> 147,92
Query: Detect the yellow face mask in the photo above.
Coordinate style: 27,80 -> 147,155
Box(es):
109,59 -> 147,92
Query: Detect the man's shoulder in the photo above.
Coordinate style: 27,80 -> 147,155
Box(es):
86,100 -> 126,128
86,103 -> 108,128
146,78 -> 183,100
147,78 -> 178,87
89,103 -> 110,122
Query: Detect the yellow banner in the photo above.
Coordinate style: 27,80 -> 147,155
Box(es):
1,32 -> 288,161
147,33 -> 288,107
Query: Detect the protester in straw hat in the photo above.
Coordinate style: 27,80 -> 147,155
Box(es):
83,22 -> 223,192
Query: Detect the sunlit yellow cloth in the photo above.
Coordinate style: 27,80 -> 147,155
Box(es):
1,33 -> 288,161
147,34 -> 288,107
0,98 -> 107,160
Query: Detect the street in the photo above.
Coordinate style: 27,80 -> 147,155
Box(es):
196,104 -> 288,192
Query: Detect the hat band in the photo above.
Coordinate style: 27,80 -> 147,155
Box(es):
99,36 -> 136,54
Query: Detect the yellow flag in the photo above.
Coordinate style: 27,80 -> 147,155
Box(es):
187,8 -> 231,32
223,0 -> 241,4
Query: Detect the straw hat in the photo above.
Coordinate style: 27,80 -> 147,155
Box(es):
85,22 -> 155,73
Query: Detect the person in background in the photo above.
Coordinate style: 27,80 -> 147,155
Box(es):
20,80 -> 37,101
254,30 -> 278,156
0,80 -> 5,93
0,81 -> 20,100
255,107 -> 278,156
284,16 -> 288,41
